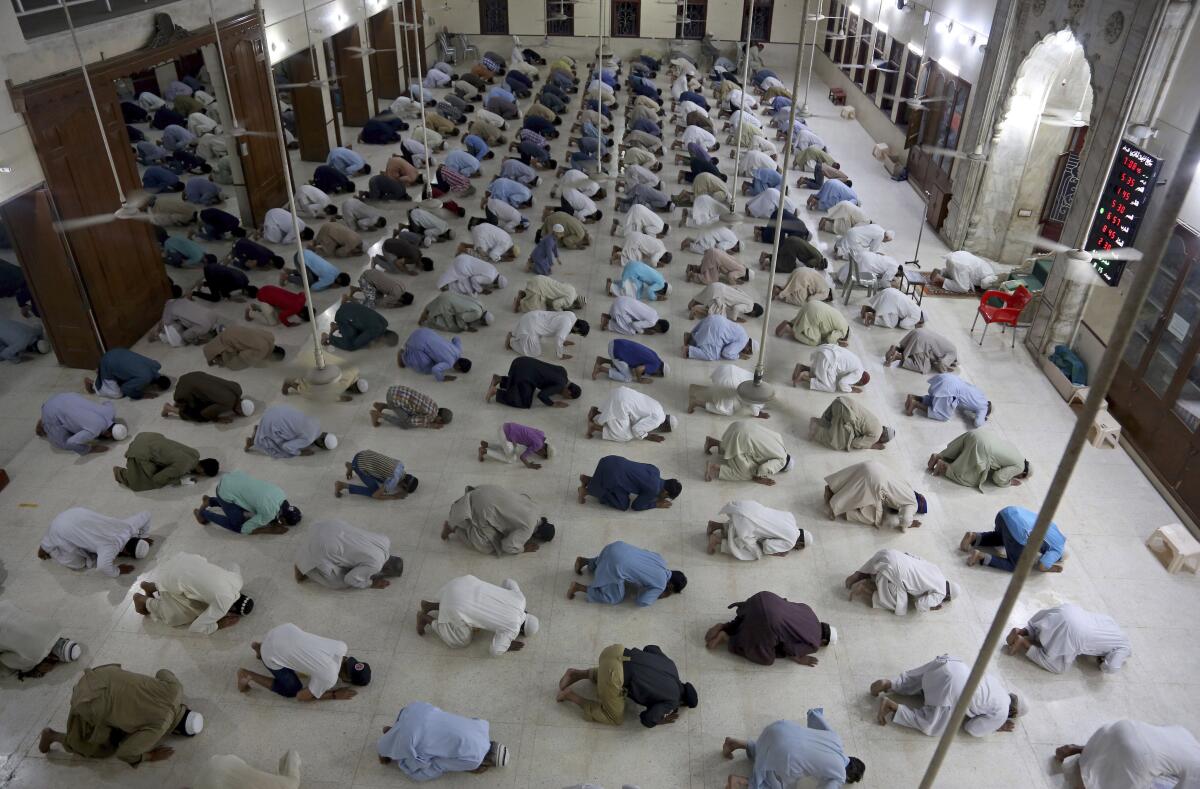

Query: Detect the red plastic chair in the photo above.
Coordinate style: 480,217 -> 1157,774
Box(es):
971,286 -> 1032,347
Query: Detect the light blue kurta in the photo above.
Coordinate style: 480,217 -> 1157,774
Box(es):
814,180 -> 858,211
253,405 -> 320,459
925,373 -> 989,427
402,328 -> 463,381
587,541 -> 670,606
688,314 -> 749,361
327,146 -> 365,176
615,260 -> 667,301
488,177 -> 532,206
40,394 -> 116,455
749,710 -> 850,789
378,702 -> 489,782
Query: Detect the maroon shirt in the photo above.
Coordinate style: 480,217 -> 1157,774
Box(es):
723,591 -> 822,666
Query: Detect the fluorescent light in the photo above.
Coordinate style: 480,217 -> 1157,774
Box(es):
877,22 -> 889,33
908,43 -> 923,57
849,3 -> 861,13
941,58 -> 960,76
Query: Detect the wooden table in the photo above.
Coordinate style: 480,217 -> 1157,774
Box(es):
901,268 -> 928,305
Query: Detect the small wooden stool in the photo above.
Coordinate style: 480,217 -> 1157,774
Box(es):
1087,410 -> 1121,448
1067,386 -> 1098,410
829,87 -> 846,105
1146,523 -> 1200,574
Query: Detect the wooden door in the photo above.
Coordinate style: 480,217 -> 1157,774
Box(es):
368,9 -> 401,101
285,49 -> 331,163
0,189 -> 102,368
333,26 -> 371,126
223,27 -> 288,224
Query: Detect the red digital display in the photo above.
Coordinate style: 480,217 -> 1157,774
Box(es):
1086,140 -> 1161,285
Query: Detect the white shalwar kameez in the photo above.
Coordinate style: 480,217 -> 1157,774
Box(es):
609,295 -> 659,334
295,519 -> 392,589
470,222 -> 514,262
747,188 -> 795,218
695,282 -> 755,320
0,601 -> 72,673
686,194 -> 725,227
808,344 -> 865,393
681,126 -> 716,148
188,112 -> 220,138
620,231 -> 667,266
1022,604 -> 1132,674
485,198 -> 526,232
705,364 -> 763,416
676,100 -> 705,119
262,208 -> 306,245
437,255 -> 500,295
561,169 -> 601,197
867,287 -> 924,329
719,500 -> 800,561
512,310 -> 576,358
941,250 -> 1000,293
857,549 -> 953,615
149,552 -> 243,634
432,575 -> 529,655
620,203 -> 665,237
1076,720 -> 1200,789
740,149 -> 777,175
595,385 -> 668,442
409,207 -> 449,242
259,623 -> 346,698
890,655 -> 1012,736
834,223 -> 888,258
40,507 -> 151,577
622,163 -> 660,189
194,750 -> 301,789
825,200 -> 870,235
835,247 -> 900,284
688,226 -> 739,252
294,185 -> 331,219
562,188 -> 599,218
730,110 -> 763,130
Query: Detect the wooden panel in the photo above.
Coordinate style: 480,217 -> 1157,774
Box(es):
285,49 -> 331,163
223,26 -> 288,225
368,9 -> 401,100
0,189 -> 101,369
334,26 -> 371,126
400,0 -> 425,81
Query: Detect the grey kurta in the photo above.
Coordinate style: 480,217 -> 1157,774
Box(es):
825,460 -> 918,530
423,291 -> 487,332
253,405 -> 321,459
812,396 -> 883,451
717,421 -> 789,481
939,429 -> 1025,489
0,601 -> 64,672
295,519 -> 391,588
896,328 -> 957,374
448,485 -> 541,556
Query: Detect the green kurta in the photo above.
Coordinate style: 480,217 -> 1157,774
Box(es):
64,664 -> 186,765
423,291 -> 486,332
718,421 -> 789,481
118,432 -> 199,491
814,396 -> 883,451
788,301 -> 849,346
543,212 -> 587,249
520,275 -> 578,312
940,429 -> 1025,490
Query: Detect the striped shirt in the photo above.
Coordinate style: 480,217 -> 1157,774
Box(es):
518,128 -> 547,148
385,385 -> 439,427
482,55 -> 501,72
354,449 -> 405,493
437,165 -> 471,194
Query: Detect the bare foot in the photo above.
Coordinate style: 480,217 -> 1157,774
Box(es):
705,463 -> 719,481
721,737 -> 739,759
877,696 -> 898,725
870,679 -> 892,696
370,408 -> 383,428
236,669 -> 252,693
334,481 -> 347,498
574,556 -> 587,575
959,532 -> 976,552
707,531 -> 722,554
38,729 -> 56,753
478,442 -> 488,462
967,550 -> 987,567
440,521 -> 453,541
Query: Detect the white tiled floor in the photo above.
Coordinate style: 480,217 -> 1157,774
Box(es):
1,48 -> 1198,789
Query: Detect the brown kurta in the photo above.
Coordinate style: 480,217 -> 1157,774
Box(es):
173,371 -> 242,422
542,212 -> 588,249
203,326 -> 276,370
311,222 -> 363,258
777,267 -> 830,304
64,664 -> 187,765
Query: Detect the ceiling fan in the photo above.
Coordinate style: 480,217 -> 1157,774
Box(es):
1039,106 -> 1087,128
347,0 -> 398,59
1011,231 -> 1142,282
917,142 -> 992,163
883,93 -> 947,110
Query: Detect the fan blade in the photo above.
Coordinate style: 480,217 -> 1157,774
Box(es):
917,144 -> 989,162
1009,231 -> 1074,255
1091,246 -> 1143,261
54,213 -> 120,231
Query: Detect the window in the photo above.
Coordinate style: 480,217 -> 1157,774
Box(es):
854,21 -> 873,87
479,0 -> 509,34
865,29 -> 888,96
915,64 -> 970,181
880,39 -> 905,113
896,47 -> 922,127
612,0 -> 641,37
675,0 -> 706,39
742,0 -> 773,43
823,1 -> 843,55
840,13 -> 859,67
546,0 -> 574,36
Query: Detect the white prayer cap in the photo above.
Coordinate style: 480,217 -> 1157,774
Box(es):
321,433 -> 339,450
184,710 -> 204,735
239,399 -> 255,416
356,378 -> 369,393
110,422 -> 129,441
667,414 -> 678,431
826,625 -> 839,645
745,268 -> 755,280
798,528 -> 812,547
133,539 -> 150,559
523,613 -> 540,637
946,580 -> 962,601
1011,692 -> 1028,717
490,742 -> 511,767
484,310 -> 495,325
883,229 -> 895,241
36,339 -> 50,354
665,282 -> 673,295
661,361 -> 670,376
552,223 -> 565,233
421,234 -> 434,248
446,229 -> 456,240
782,454 -> 794,472
544,440 -> 554,458
52,637 -> 81,662
495,274 -> 509,288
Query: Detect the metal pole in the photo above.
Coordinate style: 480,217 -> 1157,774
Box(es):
800,0 -> 818,116
748,4 -> 806,385
395,0 -> 409,91
595,0 -> 605,171
408,0 -> 434,193
917,107 -> 1200,788
208,0 -> 243,131
256,0 -> 328,372
728,1 -> 755,210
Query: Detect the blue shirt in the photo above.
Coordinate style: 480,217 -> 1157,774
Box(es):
327,146 -> 366,177
97,348 -> 161,399
298,249 -> 341,291
617,260 -> 667,301
402,328 -> 462,381
444,149 -> 481,177
487,177 -> 531,206
998,506 -> 1067,569
587,541 -> 670,606
500,158 -> 536,184
612,339 -> 663,375
530,234 -> 558,274
378,702 -> 490,781
815,180 -> 858,211
184,178 -> 222,205
40,393 -> 115,454
135,141 -> 168,163
142,166 -> 180,193
463,134 -> 489,160
750,711 -> 849,789
689,315 -> 750,361
164,236 -> 206,266
487,86 -> 515,104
